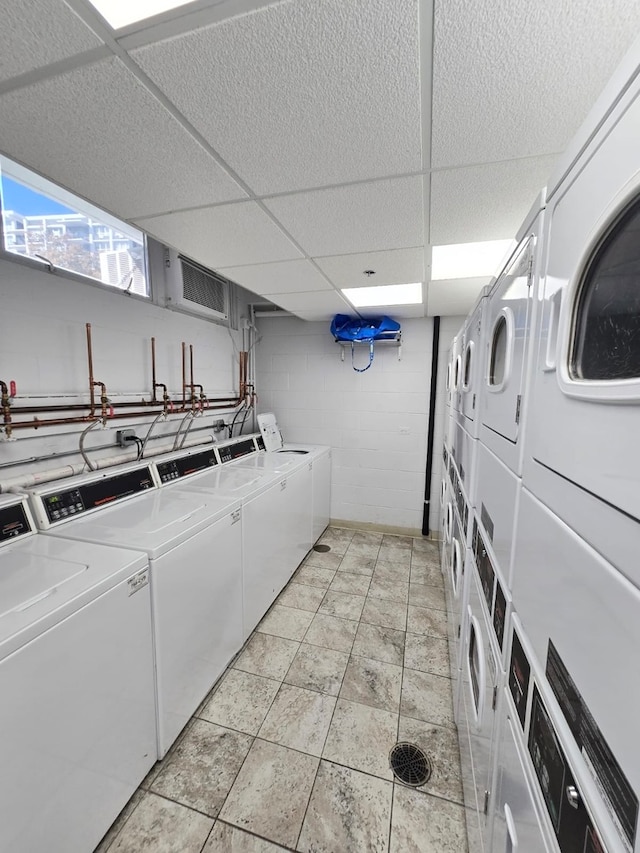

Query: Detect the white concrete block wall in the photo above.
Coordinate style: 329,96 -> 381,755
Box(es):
428,315 -> 466,537
255,316 -> 434,534
0,257 -> 245,477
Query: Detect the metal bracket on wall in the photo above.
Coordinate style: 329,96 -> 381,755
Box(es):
337,333 -> 402,362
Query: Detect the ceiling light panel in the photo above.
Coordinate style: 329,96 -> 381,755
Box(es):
431,241 -> 513,281
342,282 -> 422,307
86,0 -> 197,30
132,0 -> 421,194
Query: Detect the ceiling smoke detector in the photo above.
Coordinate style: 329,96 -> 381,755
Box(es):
363,270 -> 376,277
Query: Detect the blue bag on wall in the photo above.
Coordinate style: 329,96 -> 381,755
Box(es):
330,314 -> 401,372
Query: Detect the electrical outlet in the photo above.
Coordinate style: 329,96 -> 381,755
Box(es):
213,419 -> 226,431
116,429 -> 136,447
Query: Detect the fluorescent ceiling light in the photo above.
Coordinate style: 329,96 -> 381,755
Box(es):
86,0 -> 195,29
342,282 -> 422,307
432,239 -> 514,280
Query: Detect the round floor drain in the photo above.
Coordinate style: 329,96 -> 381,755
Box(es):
313,543 -> 331,552
389,742 -> 432,787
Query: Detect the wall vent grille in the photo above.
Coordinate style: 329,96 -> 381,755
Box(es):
179,256 -> 227,317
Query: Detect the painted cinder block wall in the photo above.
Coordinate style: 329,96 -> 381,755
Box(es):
255,314 -> 465,536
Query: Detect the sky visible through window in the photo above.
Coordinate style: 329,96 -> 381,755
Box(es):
2,178 -> 73,215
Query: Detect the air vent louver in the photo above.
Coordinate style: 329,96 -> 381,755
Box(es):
179,257 -> 227,316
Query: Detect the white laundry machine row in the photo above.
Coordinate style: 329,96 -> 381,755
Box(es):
0,494 -> 156,853
450,331 -> 464,420
458,507 -> 512,849
155,448 -> 314,640
456,286 -> 491,438
491,613 -> 621,853
522,53 -> 640,582
480,193 -> 546,477
509,488 -> 640,853
28,462 -> 244,759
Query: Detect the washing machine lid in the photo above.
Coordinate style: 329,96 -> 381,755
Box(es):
0,534 -> 147,657
229,453 -> 306,474
174,463 -> 280,500
43,489 -> 241,559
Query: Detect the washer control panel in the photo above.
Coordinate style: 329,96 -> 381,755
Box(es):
218,438 -> 256,463
156,448 -> 218,484
0,500 -> 32,544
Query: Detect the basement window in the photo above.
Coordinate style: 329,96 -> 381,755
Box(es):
0,155 -> 149,296
571,195 -> 640,381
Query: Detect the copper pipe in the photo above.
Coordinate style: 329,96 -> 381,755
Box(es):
87,323 -> 109,422
0,381 -> 12,439
150,338 -> 169,411
189,344 -> 196,409
11,395 -> 241,414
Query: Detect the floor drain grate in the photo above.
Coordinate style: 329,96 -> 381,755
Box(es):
313,544 -> 331,552
389,742 -> 432,787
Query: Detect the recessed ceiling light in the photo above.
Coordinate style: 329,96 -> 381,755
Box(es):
86,0 -> 195,29
431,239 -> 514,280
342,282 -> 422,307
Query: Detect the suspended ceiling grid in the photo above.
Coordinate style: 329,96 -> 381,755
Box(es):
0,0 -> 638,318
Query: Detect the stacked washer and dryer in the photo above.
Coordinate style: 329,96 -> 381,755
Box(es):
443,36 -> 640,853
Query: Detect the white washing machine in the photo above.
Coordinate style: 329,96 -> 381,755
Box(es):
480,194 -> 545,476
473,440 -> 520,589
458,287 -> 490,438
460,557 -> 509,852
28,463 -> 243,759
445,492 -> 469,722
159,453 -> 312,639
255,413 -> 332,543
510,489 -> 640,853
497,615 -> 619,853
450,419 -> 480,511
451,332 -> 464,418
523,68 -> 640,583
0,494 -> 156,853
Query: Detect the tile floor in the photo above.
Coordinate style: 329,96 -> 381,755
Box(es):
96,528 -> 469,853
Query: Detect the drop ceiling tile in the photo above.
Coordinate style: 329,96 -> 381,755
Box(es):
136,202 -> 303,268
431,0 -> 640,168
263,290 -> 351,313
0,56 -> 245,220
295,310 -> 342,322
430,156 -> 558,245
0,0 -> 102,83
264,176 -> 424,258
132,0 -> 421,193
427,277 -> 492,317
315,247 -> 425,289
219,259 -> 332,295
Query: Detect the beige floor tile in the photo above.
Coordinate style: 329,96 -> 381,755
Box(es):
411,537 -> 439,554
219,739 -> 319,849
368,575 -> 409,604
257,605 -> 315,641
406,604 -> 448,638
198,669 -> 280,735
297,761 -> 392,853
150,720 -> 252,817
410,563 -> 444,586
343,541 -> 380,560
329,571 -> 371,596
294,565 -> 336,589
318,589 -> 366,620
276,582 -> 326,612
382,534 -> 413,549
401,669 -> 455,729
373,560 -> 411,582
258,684 -> 337,757
285,643 -> 349,696
203,822 -> 288,851
234,633 -> 300,681
409,583 -> 447,611
350,530 -> 383,547
377,546 -> 411,568
322,698 -> 397,780
352,622 -> 405,666
361,596 -> 407,631
340,655 -> 402,712
304,550 -> 343,570
398,716 -> 464,805
404,633 -> 451,678
109,792 -> 213,853
303,612 -> 359,653
337,553 -> 376,576
390,785 -> 468,852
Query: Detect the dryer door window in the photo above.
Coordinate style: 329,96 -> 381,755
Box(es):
490,315 -> 508,386
571,194 -> 640,382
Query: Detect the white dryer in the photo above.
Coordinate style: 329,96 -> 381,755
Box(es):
511,489 -> 640,853
458,287 -> 490,438
480,194 -> 545,476
450,332 -> 464,418
29,463 -> 243,759
0,495 -> 156,853
523,67 -> 640,583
